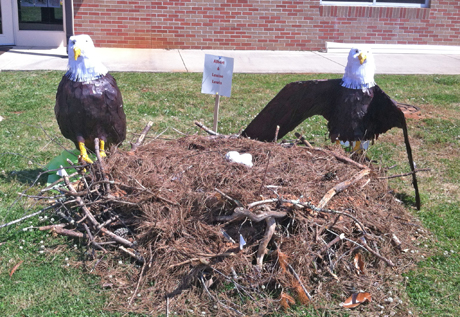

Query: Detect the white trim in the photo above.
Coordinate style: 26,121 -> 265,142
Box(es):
0,0 -> 15,45
320,0 -> 429,8
326,42 -> 460,54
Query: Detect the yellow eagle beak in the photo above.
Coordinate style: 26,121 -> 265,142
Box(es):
358,52 -> 367,65
73,47 -> 81,61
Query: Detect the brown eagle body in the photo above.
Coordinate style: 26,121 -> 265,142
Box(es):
55,73 -> 126,154
242,78 -> 421,210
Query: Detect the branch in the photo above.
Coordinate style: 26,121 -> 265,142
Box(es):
215,207 -> 287,223
131,121 -> 153,152
306,147 -> 368,170
294,132 -> 313,148
378,168 -> 430,179
195,121 -> 219,136
256,217 -> 276,270
318,168 -> 371,208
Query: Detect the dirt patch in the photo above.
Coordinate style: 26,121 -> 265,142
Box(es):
50,135 -> 428,316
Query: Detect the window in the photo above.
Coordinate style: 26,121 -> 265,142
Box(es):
321,0 -> 429,8
17,0 -> 63,31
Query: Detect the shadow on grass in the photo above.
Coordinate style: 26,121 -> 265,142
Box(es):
0,168 -> 49,187
395,192 -> 418,209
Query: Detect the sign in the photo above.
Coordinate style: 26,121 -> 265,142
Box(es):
201,54 -> 234,97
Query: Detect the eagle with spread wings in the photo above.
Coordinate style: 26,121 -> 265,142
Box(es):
55,34 -> 126,163
242,47 -> 421,209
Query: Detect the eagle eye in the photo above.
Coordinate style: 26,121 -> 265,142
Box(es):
355,49 -> 359,53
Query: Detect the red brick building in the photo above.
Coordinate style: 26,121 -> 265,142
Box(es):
70,0 -> 459,50
1,1 -> 459,50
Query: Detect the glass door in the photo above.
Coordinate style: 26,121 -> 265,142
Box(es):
13,0 -> 66,47
0,0 -> 15,45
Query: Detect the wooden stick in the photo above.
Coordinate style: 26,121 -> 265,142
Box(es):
274,125 -> 280,142
0,204 -> 55,229
285,261 -> 313,301
378,168 -> 430,179
257,151 -> 271,196
307,147 -> 368,170
94,138 -> 111,193
215,207 -> 287,223
294,132 -> 313,148
119,246 -> 144,263
128,261 -> 147,307
131,121 -> 154,152
318,168 -> 371,208
256,217 -> 276,270
359,236 -> 395,267
195,121 -> 219,136
213,93 -> 220,133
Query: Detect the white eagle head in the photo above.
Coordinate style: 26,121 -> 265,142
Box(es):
66,34 -> 108,82
341,46 -> 376,91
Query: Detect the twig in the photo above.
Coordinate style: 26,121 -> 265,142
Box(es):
199,275 -> 243,316
62,174 -> 134,248
286,262 -> 313,301
195,121 -> 219,136
294,132 -> 313,148
247,198 -> 279,209
318,168 -> 371,208
257,151 -> 271,196
215,207 -> 287,223
274,125 -> 280,142
0,204 -> 56,229
214,188 -> 243,207
129,260 -> 147,307
168,252 -> 236,269
378,168 -> 430,179
256,216 -> 276,269
119,246 -> 144,263
359,236 -> 395,267
94,137 -> 111,193
131,121 -> 154,151
307,147 -> 368,170
83,223 -> 107,253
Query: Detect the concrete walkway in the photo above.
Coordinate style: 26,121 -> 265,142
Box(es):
1,46 -> 460,74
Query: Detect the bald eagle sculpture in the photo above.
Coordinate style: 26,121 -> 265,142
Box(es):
242,47 -> 421,209
55,34 -> 126,163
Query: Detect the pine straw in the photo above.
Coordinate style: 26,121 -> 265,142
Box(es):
78,135 -> 425,316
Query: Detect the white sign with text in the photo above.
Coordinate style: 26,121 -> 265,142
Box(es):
201,54 -> 234,97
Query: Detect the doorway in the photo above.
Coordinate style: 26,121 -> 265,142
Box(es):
0,0 -> 14,45
0,0 -> 68,47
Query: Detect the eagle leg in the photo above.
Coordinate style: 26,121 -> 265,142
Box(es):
99,139 -> 107,158
78,142 -> 94,164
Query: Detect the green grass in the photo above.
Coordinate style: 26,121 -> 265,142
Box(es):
0,71 -> 459,316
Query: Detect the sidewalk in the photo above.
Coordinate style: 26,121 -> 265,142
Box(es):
1,46 -> 460,74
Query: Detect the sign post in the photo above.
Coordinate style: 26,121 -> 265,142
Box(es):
201,54 -> 234,133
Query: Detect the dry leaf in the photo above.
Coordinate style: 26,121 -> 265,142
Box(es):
354,253 -> 365,275
342,292 -> 372,309
293,282 -> 311,305
10,260 -> 24,277
277,250 -> 289,274
279,292 -> 295,310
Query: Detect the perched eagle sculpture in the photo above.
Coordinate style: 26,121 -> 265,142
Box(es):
242,47 -> 421,209
55,34 -> 126,163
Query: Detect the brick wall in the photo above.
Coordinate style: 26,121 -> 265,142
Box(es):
72,0 -> 460,50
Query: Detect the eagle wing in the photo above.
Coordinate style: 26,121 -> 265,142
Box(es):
242,79 -> 341,142
363,84 -> 406,138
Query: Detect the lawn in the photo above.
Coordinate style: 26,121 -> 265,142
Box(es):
0,71 -> 459,316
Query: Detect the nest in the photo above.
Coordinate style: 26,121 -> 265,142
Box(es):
44,133 -> 426,316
